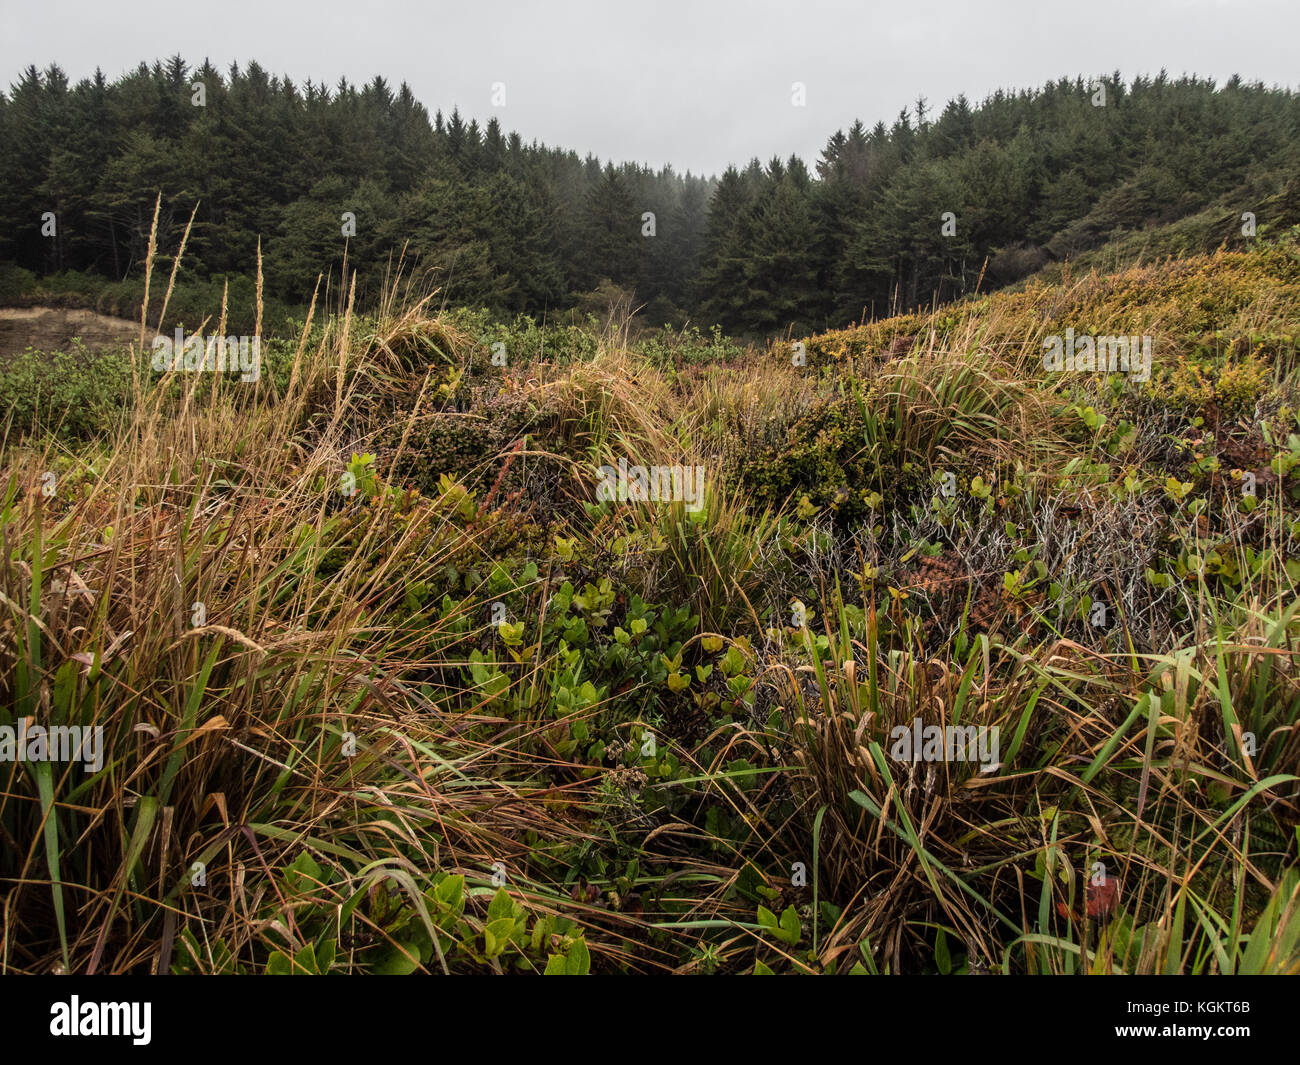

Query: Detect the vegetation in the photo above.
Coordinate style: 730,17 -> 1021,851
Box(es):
3,62 -> 1299,333
2,206 -> 1298,975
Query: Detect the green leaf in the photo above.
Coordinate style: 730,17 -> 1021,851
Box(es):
778,905 -> 801,946
372,942 -> 421,975
487,886 -> 516,922
435,874 -> 464,911
565,937 -> 591,975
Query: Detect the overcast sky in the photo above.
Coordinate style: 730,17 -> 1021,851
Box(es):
2,0 -> 1296,177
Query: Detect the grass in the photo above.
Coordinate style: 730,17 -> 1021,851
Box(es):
1,207 -> 1298,975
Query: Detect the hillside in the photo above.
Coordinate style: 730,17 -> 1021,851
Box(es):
1,222 -> 1298,975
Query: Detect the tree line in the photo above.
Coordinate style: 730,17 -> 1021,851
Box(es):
2,59 -> 1297,334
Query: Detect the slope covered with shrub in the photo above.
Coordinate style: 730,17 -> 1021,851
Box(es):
1,218 -> 1298,975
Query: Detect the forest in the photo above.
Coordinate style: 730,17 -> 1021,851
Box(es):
3,59 -> 1299,333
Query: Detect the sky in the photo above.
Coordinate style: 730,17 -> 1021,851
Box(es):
2,0 -> 1297,177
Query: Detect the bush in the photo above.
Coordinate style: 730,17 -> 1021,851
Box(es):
0,340 -> 133,440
